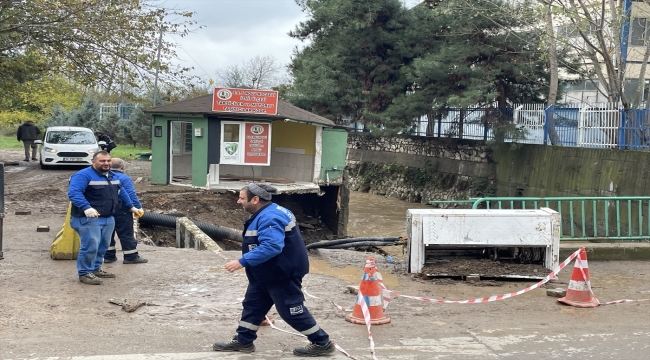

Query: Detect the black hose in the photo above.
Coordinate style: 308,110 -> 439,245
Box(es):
139,212 -> 243,242
324,241 -> 399,249
306,237 -> 402,250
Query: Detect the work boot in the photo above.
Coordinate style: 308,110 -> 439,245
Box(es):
79,273 -> 102,285
92,269 -> 116,278
293,341 -> 335,357
123,256 -> 148,264
23,158 -> 29,162
213,336 -> 255,353
104,257 -> 117,263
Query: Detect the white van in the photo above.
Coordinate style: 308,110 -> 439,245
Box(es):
34,126 -> 104,169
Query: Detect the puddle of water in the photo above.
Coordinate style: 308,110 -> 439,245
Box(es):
309,259 -> 399,288
4,165 -> 26,173
348,190 -> 432,238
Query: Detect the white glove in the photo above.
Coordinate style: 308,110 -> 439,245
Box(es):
84,208 -> 100,218
130,207 -> 144,218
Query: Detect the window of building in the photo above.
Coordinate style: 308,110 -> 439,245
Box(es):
171,122 -> 192,155
564,80 -> 599,92
631,18 -> 647,46
623,79 -> 650,102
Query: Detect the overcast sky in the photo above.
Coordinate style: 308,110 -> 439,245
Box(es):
168,0 -> 422,85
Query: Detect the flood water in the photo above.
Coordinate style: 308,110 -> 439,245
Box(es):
347,190 -> 432,238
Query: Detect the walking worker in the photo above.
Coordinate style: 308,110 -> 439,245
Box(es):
68,151 -> 141,285
104,158 -> 147,264
213,183 -> 335,357
16,120 -> 41,161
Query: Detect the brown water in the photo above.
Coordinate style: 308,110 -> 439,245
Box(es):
347,190 -> 432,238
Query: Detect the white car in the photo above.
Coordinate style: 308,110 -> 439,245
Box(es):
34,126 -> 104,169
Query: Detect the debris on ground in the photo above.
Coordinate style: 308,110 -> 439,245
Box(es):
420,258 -> 550,278
109,298 -> 150,313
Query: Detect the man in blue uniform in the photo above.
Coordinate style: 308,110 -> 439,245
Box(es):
104,158 -> 147,264
68,151 -> 140,285
213,183 -> 334,357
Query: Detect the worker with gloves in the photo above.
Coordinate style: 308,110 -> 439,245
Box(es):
68,151 -> 139,285
212,183 -> 335,357
104,158 -> 147,264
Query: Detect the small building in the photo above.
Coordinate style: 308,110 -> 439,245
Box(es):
144,90 -> 349,235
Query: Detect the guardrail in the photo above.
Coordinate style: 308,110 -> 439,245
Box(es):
469,197 -> 650,241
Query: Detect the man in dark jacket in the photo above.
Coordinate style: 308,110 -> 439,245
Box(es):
16,121 -> 41,161
212,183 -> 334,357
104,158 -> 147,264
94,131 -> 117,153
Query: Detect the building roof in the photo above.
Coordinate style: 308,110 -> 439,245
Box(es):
144,94 -> 335,127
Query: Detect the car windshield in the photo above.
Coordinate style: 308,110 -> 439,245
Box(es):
46,131 -> 96,145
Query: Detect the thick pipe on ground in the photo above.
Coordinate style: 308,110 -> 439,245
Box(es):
323,241 -> 399,249
139,212 -> 242,242
306,237 -> 402,250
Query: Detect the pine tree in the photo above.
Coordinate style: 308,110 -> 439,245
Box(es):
125,107 -> 152,147
98,113 -> 121,142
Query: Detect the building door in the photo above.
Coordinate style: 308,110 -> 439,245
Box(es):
170,121 -> 193,185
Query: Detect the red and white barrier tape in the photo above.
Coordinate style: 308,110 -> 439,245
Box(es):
303,288 -> 353,312
378,248 -> 580,304
602,298 -> 650,305
265,315 -> 359,359
356,290 -> 379,360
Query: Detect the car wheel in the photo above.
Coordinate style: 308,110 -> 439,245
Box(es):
39,160 -> 49,170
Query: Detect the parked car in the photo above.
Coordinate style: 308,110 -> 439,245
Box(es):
34,126 -> 104,169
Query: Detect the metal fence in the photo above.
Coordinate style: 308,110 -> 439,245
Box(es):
347,102 -> 650,150
471,196 -> 650,241
99,103 -> 142,121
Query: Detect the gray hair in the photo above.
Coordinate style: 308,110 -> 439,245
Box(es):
244,183 -> 277,201
111,158 -> 125,170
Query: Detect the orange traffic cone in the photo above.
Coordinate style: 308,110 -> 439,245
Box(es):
345,257 -> 391,325
558,247 -> 599,308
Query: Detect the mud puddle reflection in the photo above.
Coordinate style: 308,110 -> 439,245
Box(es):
309,259 -> 399,288
347,191 -> 432,238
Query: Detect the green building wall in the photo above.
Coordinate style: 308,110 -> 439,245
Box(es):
190,117 -> 209,187
320,128 -> 348,182
150,115 -> 168,185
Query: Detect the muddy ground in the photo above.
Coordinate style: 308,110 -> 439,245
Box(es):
139,190 -> 333,249
1,150 -> 649,359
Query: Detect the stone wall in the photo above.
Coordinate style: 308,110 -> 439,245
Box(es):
346,134 -> 497,203
347,133 -> 650,204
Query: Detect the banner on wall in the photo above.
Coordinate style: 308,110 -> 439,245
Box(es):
244,123 -> 270,164
213,88 -> 279,115
220,122 -> 271,166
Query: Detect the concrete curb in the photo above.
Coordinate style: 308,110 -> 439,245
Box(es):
559,242 -> 650,261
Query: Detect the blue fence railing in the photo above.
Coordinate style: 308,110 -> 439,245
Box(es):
345,103 -> 650,151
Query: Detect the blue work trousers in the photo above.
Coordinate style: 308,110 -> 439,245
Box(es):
70,216 -> 115,276
236,277 -> 329,345
105,209 -> 138,261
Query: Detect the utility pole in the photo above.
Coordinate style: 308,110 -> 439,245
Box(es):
152,24 -> 164,107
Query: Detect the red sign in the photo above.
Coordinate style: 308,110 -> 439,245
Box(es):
212,88 -> 279,115
244,123 -> 270,164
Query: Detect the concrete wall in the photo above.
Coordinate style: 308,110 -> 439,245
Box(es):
219,150 -> 314,182
346,134 -> 496,203
347,134 -> 650,202
491,143 -> 650,197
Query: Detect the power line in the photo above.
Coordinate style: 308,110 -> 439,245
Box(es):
169,34 -> 213,82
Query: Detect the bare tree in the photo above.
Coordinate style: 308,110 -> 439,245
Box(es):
215,65 -> 247,88
214,55 -> 282,89
540,0 -> 563,145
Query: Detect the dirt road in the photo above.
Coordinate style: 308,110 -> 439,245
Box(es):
1,151 -> 649,359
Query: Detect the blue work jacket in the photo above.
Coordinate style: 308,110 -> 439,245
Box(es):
68,167 -> 132,218
240,202 -> 309,283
